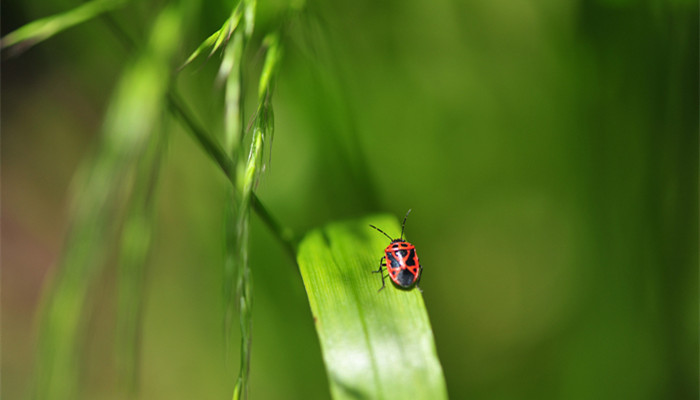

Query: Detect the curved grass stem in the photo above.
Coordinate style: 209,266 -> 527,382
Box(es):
98,13 -> 295,261
167,91 -> 297,260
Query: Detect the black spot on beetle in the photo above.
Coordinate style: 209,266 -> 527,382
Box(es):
405,249 -> 416,266
397,269 -> 416,287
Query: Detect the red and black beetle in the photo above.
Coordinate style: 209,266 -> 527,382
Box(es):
369,209 -> 422,292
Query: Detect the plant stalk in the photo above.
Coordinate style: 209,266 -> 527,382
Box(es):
167,91 -> 297,259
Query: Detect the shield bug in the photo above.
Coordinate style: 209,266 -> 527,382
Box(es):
369,209 -> 422,292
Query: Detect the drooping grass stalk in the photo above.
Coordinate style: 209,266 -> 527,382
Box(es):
181,0 -> 285,398
115,127 -> 165,395
222,29 -> 247,392
220,4 -> 254,399
31,5 -> 184,399
166,91 -> 296,258
228,35 -> 280,400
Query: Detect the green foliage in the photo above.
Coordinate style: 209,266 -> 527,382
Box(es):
298,215 -> 448,400
31,5 -> 184,399
3,0 -> 697,399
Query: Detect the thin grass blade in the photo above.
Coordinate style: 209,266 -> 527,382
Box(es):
179,1 -> 244,70
180,29 -> 220,69
297,214 -> 448,400
1,0 -> 126,52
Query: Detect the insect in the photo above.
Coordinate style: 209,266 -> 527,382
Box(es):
369,209 -> 422,292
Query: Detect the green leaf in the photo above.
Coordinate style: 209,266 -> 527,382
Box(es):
297,214 -> 448,400
1,0 -> 126,52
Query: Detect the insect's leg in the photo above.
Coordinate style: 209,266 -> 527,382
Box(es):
372,256 -> 386,274
372,256 -> 387,292
377,275 -> 386,292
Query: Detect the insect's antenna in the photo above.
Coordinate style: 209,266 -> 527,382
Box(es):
400,209 -> 412,240
369,224 -> 393,241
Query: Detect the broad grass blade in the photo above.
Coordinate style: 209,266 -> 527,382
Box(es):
297,214 -> 448,400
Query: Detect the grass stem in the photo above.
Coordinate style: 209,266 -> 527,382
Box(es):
167,91 -> 297,260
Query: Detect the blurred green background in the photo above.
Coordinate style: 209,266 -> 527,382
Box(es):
2,0 -> 698,399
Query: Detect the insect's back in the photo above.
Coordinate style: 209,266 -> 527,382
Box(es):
384,240 -> 421,288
